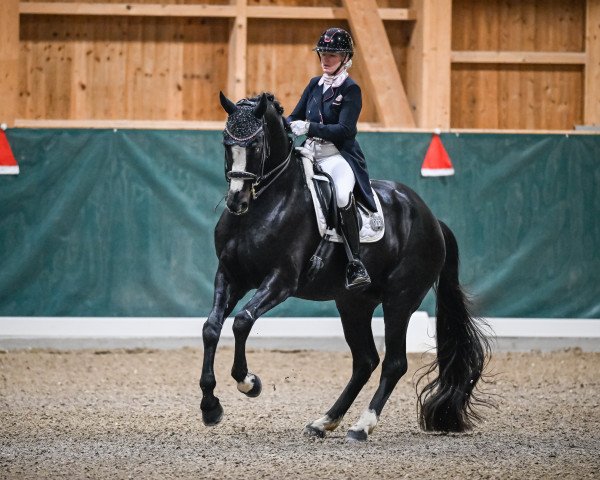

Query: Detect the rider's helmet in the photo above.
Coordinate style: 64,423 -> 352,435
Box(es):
313,27 -> 354,59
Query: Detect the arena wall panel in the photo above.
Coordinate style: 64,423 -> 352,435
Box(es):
1,129 -> 598,319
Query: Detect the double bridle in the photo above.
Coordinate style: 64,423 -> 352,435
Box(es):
224,113 -> 294,200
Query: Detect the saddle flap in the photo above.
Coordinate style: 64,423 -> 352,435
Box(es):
312,175 -> 337,229
300,153 -> 385,244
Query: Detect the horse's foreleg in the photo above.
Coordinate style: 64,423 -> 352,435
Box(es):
230,274 -> 296,397
200,267 -> 244,426
304,299 -> 379,438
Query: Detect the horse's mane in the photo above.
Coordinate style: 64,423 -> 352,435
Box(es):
242,93 -> 285,116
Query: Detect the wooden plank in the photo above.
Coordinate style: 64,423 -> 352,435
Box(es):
451,64 -> 583,130
452,50 -> 587,65
20,2 -> 237,17
407,0 -> 451,129
378,8 -> 416,21
227,0 -> 247,101
13,119 -> 224,129
247,6 -> 346,19
181,18 -> 230,121
246,6 -> 415,20
20,3 -> 415,21
451,0 -> 585,52
585,0 -> 600,124
342,0 -> 415,127
69,19 -> 87,119
0,0 -> 20,126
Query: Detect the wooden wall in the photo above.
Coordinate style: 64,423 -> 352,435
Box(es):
451,0 -> 586,129
2,0 -> 599,130
19,13 -> 231,121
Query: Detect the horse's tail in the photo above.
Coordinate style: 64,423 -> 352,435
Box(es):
417,220 -> 492,432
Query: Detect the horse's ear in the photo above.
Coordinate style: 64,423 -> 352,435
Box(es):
253,93 -> 268,118
219,91 -> 237,115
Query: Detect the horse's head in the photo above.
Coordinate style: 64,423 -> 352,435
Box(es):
220,91 -> 291,215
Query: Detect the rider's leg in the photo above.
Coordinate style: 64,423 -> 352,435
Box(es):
339,193 -> 371,289
318,155 -> 371,289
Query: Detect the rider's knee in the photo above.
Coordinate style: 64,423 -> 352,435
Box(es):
336,189 -> 352,208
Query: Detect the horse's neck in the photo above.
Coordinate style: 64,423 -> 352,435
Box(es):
261,112 -> 306,201
262,151 -> 305,202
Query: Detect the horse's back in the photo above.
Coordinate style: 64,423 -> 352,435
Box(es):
368,179 -> 445,275
371,179 -> 441,232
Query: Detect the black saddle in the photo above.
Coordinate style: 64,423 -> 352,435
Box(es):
311,163 -> 338,232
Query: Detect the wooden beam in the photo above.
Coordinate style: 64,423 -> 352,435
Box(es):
246,6 -> 415,21
227,0 -> 247,101
19,2 -> 237,17
14,119 -> 224,130
19,2 -> 416,21
342,0 -> 415,127
248,6 -> 346,20
585,0 -> 600,124
0,0 -> 20,127
407,0 -> 451,129
452,50 -> 587,65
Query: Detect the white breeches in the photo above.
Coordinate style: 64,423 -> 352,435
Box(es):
318,154 -> 355,208
306,139 -> 355,208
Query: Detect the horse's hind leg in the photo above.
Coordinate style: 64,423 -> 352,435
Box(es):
304,298 -> 379,438
346,295 -> 419,441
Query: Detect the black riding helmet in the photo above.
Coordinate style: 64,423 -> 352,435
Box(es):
313,27 -> 354,62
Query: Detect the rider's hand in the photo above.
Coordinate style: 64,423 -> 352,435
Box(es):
290,121 -> 309,136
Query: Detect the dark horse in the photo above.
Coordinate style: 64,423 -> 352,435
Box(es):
200,91 -> 491,441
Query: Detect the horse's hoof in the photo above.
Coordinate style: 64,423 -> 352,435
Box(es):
346,429 -> 368,442
244,374 -> 262,398
238,373 -> 262,398
303,424 -> 325,438
201,401 -> 224,426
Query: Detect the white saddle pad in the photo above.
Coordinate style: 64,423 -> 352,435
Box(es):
301,154 -> 385,243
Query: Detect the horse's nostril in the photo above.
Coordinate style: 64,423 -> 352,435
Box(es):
240,202 -> 248,211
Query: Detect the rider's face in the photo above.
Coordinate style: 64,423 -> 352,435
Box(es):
320,53 -> 345,75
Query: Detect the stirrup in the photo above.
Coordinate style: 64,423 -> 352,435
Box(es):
345,260 -> 371,290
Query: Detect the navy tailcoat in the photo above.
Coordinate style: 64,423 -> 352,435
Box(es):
289,76 -> 377,212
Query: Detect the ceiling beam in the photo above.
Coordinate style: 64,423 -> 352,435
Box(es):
342,0 -> 415,127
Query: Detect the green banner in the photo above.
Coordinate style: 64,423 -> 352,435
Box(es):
1,129 -> 598,318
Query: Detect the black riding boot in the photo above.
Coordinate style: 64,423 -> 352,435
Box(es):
339,197 -> 371,290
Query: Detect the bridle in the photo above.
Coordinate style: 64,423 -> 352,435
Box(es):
224,108 -> 294,200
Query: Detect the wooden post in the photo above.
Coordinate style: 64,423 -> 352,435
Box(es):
407,0 -> 452,129
585,0 -> 600,125
342,0 -> 415,127
0,0 -> 20,126
228,0 -> 247,101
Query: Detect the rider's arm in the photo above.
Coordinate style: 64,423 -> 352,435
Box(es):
307,83 -> 361,143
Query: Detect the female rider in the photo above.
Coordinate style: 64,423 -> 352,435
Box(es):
288,27 -> 375,290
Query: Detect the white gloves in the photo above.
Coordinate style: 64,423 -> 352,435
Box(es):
290,120 -> 309,136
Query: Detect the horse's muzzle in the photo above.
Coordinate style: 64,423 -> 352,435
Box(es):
226,190 -> 251,215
